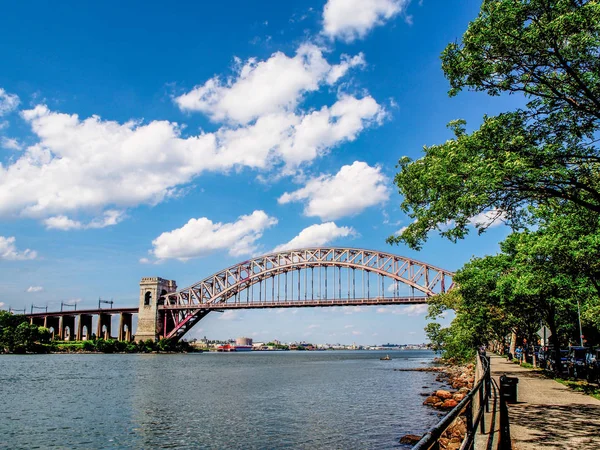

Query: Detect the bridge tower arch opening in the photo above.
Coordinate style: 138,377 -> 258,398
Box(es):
136,277 -> 177,342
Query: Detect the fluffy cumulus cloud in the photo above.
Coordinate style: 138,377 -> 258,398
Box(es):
0,97 -> 382,226
0,88 -> 20,116
1,137 -> 22,150
44,210 -> 125,231
26,286 -> 44,293
0,236 -> 37,260
174,44 -> 365,124
278,161 -> 390,220
322,0 -> 409,42
273,222 -> 356,252
148,210 -> 277,261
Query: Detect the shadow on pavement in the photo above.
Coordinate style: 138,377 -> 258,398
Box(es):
509,403 -> 600,448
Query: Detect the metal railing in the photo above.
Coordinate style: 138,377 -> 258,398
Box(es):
413,353 -> 492,450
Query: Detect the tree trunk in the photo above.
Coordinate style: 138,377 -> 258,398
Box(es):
548,307 -> 561,376
509,329 -> 517,358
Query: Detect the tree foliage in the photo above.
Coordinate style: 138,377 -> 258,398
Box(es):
0,311 -> 51,353
428,209 -> 600,370
389,0 -> 600,250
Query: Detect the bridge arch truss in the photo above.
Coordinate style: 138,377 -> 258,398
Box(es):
160,247 -> 454,340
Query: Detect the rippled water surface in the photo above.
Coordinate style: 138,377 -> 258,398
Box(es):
1,350 -> 447,449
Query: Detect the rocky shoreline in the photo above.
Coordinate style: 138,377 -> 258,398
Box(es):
399,361 -> 475,449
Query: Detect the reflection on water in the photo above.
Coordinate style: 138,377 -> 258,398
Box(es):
1,350 -> 447,449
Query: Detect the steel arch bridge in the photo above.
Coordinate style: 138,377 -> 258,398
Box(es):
159,247 -> 455,341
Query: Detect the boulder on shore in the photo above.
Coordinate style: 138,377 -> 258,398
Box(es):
435,389 -> 453,400
399,434 -> 422,445
423,395 -> 441,405
440,399 -> 458,409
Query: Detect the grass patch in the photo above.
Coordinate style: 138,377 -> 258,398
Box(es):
555,378 -> 600,401
511,360 -> 539,370
54,341 -> 84,349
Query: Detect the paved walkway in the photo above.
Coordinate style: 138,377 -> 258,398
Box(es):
489,354 -> 600,450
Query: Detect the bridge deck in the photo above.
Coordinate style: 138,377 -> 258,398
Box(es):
23,297 -> 428,317
160,296 -> 429,310
26,307 -> 139,318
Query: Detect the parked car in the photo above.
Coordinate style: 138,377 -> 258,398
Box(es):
586,349 -> 600,383
567,346 -> 589,379
548,349 -> 569,375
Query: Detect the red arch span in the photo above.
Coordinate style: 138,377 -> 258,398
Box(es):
159,247 -> 455,340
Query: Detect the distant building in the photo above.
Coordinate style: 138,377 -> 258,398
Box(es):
236,337 -> 252,346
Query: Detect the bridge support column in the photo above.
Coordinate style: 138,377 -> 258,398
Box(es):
118,313 -> 132,341
136,277 -> 177,342
59,315 -> 75,341
97,313 -> 112,340
77,314 -> 93,340
43,316 -> 59,339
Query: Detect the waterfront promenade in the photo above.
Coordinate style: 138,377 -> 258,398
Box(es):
486,355 -> 600,449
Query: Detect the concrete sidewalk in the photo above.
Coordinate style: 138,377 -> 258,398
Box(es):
490,355 -> 600,450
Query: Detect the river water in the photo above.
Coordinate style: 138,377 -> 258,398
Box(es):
1,350 -> 446,449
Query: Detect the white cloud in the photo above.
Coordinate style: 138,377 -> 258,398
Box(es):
1,137 -> 22,150
26,286 -> 44,293
322,0 -> 408,42
278,161 -> 389,220
44,215 -> 82,230
219,310 -> 243,321
394,226 -> 408,236
352,330 -> 362,335
0,302 -> 4,308
468,209 -> 506,228
0,236 -> 37,261
174,44 -> 365,124
273,222 -> 355,252
0,96 -> 383,226
308,324 -> 320,329
0,88 -> 19,116
149,210 -> 277,261
376,304 -> 427,316
43,210 -> 125,231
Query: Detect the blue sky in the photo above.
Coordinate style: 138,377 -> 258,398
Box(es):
0,0 -> 517,344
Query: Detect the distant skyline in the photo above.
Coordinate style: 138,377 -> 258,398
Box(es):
0,1 -> 516,343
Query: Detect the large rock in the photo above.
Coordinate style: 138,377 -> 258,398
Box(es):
435,389 -> 453,399
399,434 -> 422,445
423,395 -> 441,405
440,399 -> 458,409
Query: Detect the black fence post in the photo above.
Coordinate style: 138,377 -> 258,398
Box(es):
499,384 -> 512,450
485,356 -> 491,413
479,386 -> 485,434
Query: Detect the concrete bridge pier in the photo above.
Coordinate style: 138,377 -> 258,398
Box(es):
59,315 -> 75,340
97,313 -> 112,340
136,277 -> 177,342
77,314 -> 93,340
44,316 -> 60,339
118,313 -> 132,341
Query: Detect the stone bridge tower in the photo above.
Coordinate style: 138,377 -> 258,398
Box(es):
136,277 -> 177,342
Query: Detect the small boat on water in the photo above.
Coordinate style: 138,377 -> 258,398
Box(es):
380,354 -> 391,361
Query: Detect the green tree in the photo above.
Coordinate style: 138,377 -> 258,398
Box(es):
389,0 -> 600,250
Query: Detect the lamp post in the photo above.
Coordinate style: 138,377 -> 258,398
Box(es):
577,300 -> 584,347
